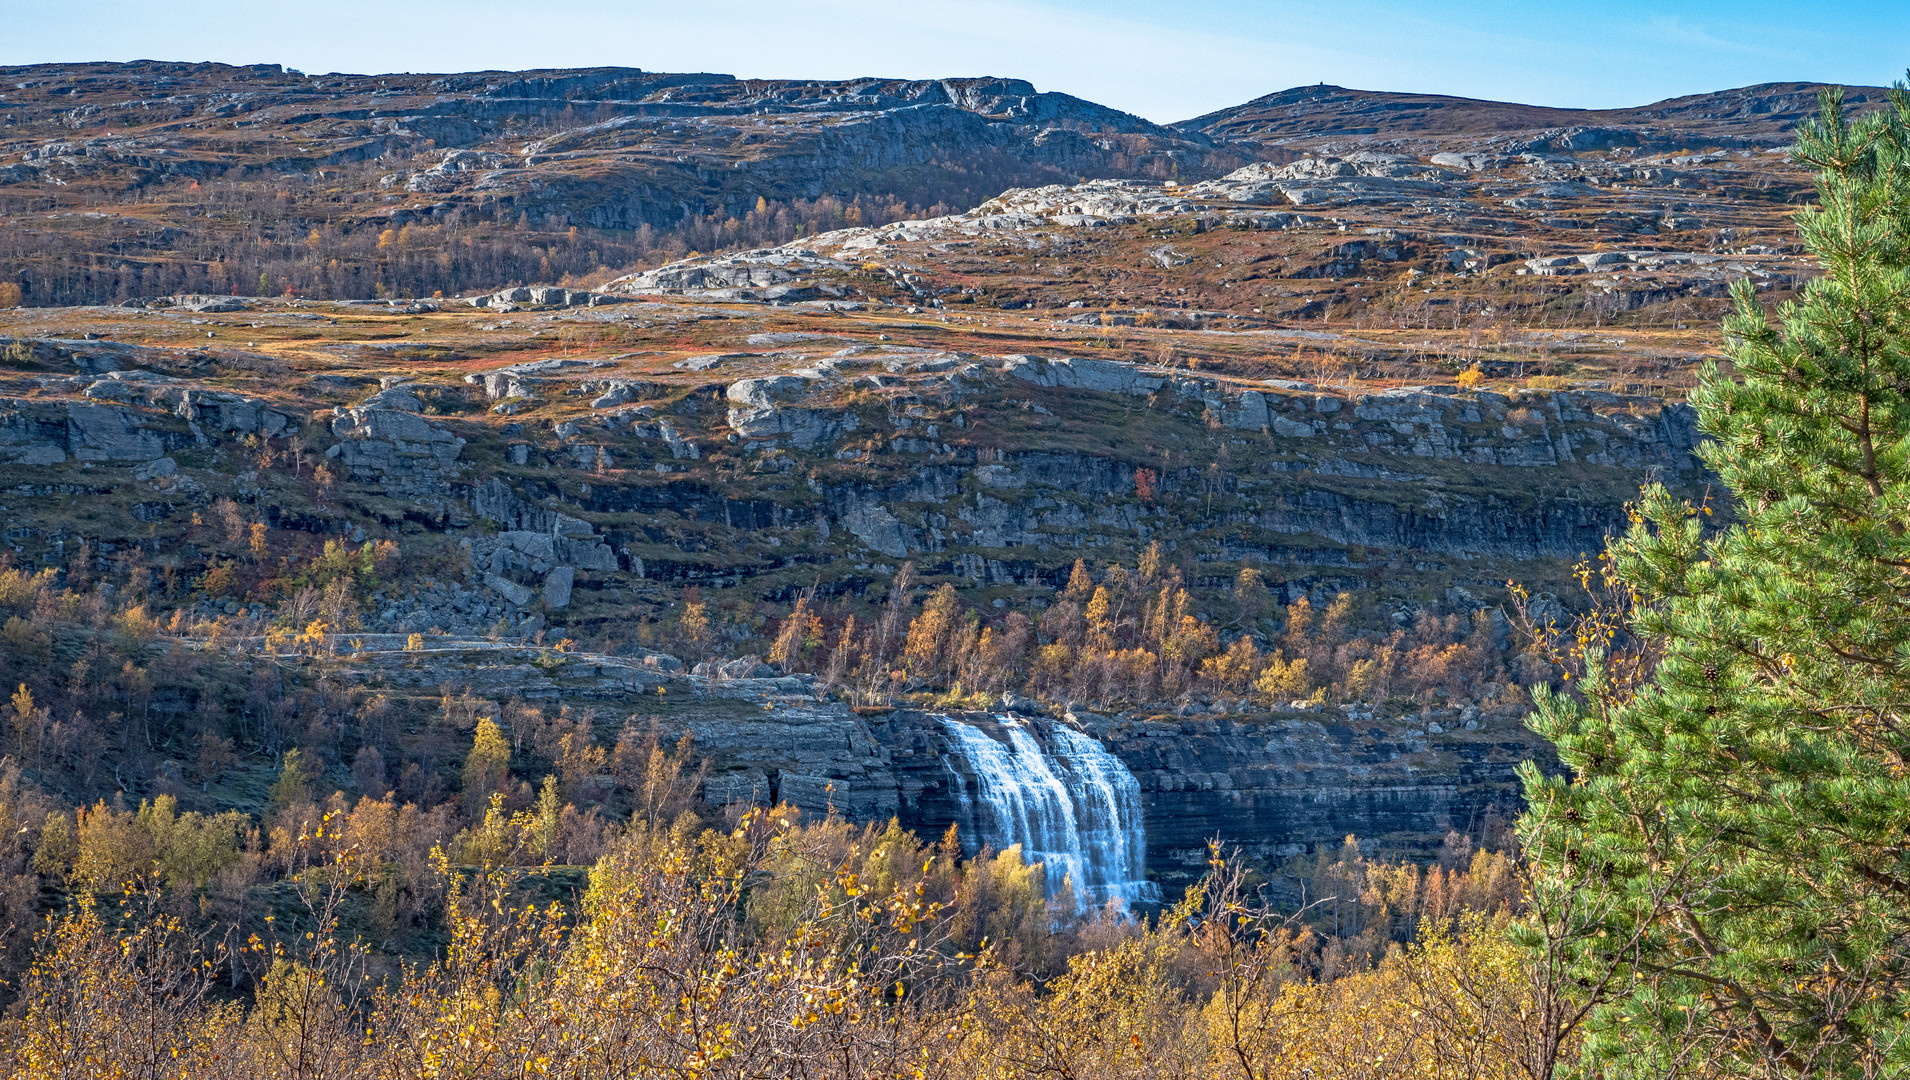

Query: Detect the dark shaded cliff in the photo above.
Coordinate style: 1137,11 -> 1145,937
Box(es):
866,706 -> 1543,891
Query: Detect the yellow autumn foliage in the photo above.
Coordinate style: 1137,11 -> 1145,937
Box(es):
1,812 -> 1573,1079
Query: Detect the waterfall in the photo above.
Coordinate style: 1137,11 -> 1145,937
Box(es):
939,715 -> 1158,907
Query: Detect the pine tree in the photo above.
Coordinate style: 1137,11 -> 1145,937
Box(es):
1519,86 -> 1910,1078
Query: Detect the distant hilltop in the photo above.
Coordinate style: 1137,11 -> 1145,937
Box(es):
0,60 -> 1871,306
1179,81 -> 1889,147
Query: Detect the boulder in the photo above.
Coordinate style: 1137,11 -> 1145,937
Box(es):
1523,255 -> 1586,276
361,386 -> 423,412
590,382 -> 635,408
330,408 -> 460,456
541,566 -> 575,609
718,655 -> 777,680
484,574 -> 535,607
725,376 -> 810,410
1230,391 -> 1270,430
176,389 -> 294,439
725,375 -> 856,449
726,406 -> 853,449
326,407 -> 465,491
497,530 -> 556,561
529,285 -> 583,307
555,536 -> 617,570
1430,151 -> 1499,171
81,370 -> 178,405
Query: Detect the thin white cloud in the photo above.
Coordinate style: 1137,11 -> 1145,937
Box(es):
1641,16 -> 1789,59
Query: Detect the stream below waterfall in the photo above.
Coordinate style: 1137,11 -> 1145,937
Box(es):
938,715 -> 1158,907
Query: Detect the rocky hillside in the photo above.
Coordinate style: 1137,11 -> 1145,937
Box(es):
0,63 -> 1848,866
0,63 -> 1860,308
0,62 -> 1254,306
1179,81 -> 1887,149
0,62 -> 1237,208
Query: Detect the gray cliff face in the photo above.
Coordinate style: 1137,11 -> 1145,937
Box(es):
676,702 -> 1549,892
862,708 -> 1542,890
323,637 -> 1538,880
0,355 -> 300,468
1090,712 -> 1540,887
524,378 -> 1701,609
0,337 -> 1707,641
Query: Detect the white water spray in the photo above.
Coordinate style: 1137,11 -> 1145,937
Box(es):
939,715 -> 1157,907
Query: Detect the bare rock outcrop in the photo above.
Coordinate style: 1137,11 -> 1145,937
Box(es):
326,407 -> 465,492
724,375 -> 860,449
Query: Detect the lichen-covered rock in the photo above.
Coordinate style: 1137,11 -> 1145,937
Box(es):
838,496 -> 914,557
726,376 -> 811,411
484,573 -> 535,607
326,407 -> 464,492
1003,355 -> 1165,394
724,375 -> 859,449
66,402 -> 170,461
606,248 -> 851,299
541,566 -> 574,609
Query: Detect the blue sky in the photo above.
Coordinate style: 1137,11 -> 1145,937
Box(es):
1,0 -> 1903,123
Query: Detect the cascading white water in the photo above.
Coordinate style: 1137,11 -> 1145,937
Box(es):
939,715 -> 1158,907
